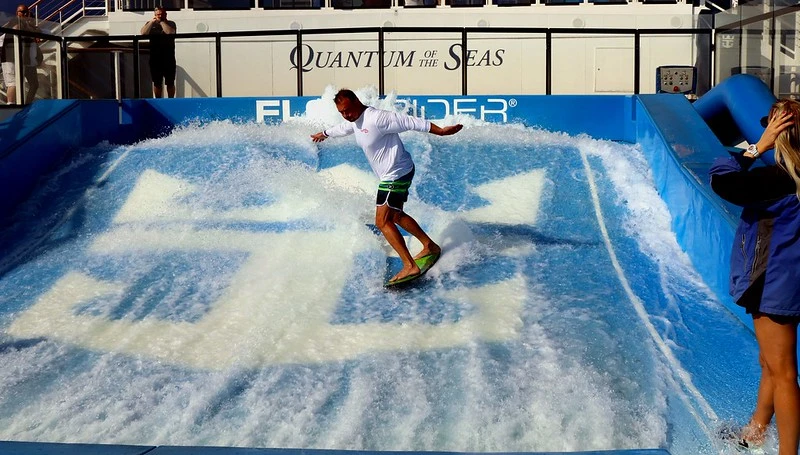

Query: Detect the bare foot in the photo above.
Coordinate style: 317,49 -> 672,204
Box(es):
741,422 -> 767,447
413,242 -> 441,260
390,264 -> 421,283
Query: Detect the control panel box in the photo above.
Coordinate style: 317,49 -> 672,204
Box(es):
656,66 -> 697,94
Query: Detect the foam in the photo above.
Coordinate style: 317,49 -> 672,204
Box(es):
0,96 -> 729,453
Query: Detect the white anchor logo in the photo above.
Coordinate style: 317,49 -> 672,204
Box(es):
9,166 -> 546,369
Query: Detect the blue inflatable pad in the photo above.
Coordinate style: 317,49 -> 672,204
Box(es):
693,74 -> 777,164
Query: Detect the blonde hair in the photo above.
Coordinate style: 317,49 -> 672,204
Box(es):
770,99 -> 800,200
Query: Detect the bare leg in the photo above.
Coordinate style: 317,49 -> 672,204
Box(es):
153,84 -> 163,98
6,85 -> 16,105
376,205 -> 420,282
753,313 -> 800,455
166,84 -> 176,98
394,211 -> 440,259
744,351 -> 774,445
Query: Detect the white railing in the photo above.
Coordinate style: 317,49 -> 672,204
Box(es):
30,0 -> 107,34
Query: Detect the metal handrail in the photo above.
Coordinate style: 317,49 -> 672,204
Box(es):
29,0 -> 107,32
0,25 -> 714,100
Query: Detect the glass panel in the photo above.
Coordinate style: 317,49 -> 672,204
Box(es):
693,12 -> 714,96
381,32 -> 461,96
494,0 -> 533,6
776,9 -> 799,99
191,0 -> 255,9
131,35 -> 217,98
332,0 -> 392,9
65,39 -> 147,100
735,12 -> 772,87
640,34 -> 697,94
297,33 -> 381,96
171,36 -> 217,98
121,0 -> 182,11
0,16 -> 60,105
401,0 -> 438,6
715,28 -> 741,85
449,0 -> 486,7
551,34 -> 633,94
221,35 -> 297,97
467,34 -> 545,95
714,5 -> 743,30
263,0 -> 323,8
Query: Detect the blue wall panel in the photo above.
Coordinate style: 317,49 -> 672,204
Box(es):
635,94 -> 748,331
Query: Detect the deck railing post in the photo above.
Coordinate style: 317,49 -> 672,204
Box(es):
296,31 -> 303,96
546,31 -> 551,95
133,37 -> 140,98
61,38 -> 70,99
379,29 -> 385,97
634,31 -> 640,94
461,29 -> 467,96
216,34 -> 222,97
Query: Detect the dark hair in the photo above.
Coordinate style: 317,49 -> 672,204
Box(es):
154,5 -> 166,12
334,89 -> 359,105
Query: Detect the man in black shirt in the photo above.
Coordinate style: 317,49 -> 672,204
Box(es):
140,6 -> 177,98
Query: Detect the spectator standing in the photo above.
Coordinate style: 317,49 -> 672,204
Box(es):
140,6 -> 177,98
710,99 -> 800,455
1,4 -> 41,105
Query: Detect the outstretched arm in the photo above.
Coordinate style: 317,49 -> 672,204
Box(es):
311,122 -> 354,142
429,123 -> 463,136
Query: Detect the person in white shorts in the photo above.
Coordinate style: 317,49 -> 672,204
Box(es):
311,89 -> 463,283
0,4 -> 41,105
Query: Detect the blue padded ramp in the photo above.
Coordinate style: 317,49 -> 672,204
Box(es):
693,74 -> 777,163
636,93 -> 754,335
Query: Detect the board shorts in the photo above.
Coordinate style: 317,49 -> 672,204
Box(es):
376,168 -> 414,211
150,55 -> 176,86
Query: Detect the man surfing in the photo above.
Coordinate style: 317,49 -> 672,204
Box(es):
311,89 -> 463,285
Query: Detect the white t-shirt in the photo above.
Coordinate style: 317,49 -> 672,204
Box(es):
324,106 -> 431,181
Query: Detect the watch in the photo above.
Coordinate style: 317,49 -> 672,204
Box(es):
746,144 -> 760,158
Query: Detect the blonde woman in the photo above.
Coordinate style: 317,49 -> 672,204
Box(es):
710,99 -> 800,455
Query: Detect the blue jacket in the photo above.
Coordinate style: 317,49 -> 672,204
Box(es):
710,153 -> 800,316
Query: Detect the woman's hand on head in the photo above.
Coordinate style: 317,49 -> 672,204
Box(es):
757,110 -> 794,152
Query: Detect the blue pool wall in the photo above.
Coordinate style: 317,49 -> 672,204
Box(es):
0,93 -> 751,455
